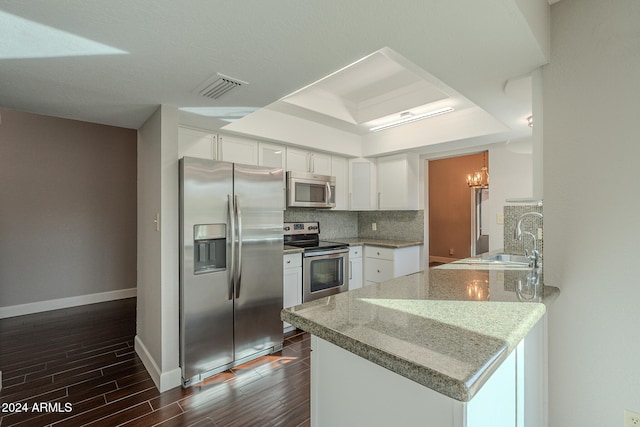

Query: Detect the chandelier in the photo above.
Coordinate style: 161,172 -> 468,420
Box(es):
466,152 -> 489,188
466,167 -> 489,188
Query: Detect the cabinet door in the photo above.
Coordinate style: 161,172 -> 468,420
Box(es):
310,152 -> 332,175
349,257 -> 363,290
178,127 -> 217,160
258,142 -> 286,169
219,134 -> 258,165
284,267 -> 302,309
349,158 -> 377,210
283,255 -> 302,330
331,156 -> 349,210
285,148 -> 332,175
286,147 -> 311,172
377,153 -> 419,210
364,258 -> 394,283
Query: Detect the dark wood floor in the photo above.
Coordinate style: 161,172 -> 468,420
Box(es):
0,298 -> 310,427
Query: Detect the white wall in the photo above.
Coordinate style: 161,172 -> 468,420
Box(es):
487,142 -> 533,250
544,1 -> 640,425
136,105 -> 181,392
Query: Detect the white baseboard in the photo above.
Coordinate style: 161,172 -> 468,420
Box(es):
429,256 -> 459,264
135,335 -> 182,392
0,288 -> 137,319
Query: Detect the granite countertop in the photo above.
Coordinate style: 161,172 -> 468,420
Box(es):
325,237 -> 423,249
283,245 -> 304,255
281,265 -> 559,402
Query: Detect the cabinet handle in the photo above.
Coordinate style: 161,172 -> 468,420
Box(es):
377,192 -> 381,209
287,260 -> 291,264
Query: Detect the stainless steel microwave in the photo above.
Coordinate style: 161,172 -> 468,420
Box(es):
286,171 -> 336,208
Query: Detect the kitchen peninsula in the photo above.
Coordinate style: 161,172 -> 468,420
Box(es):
281,260 -> 559,427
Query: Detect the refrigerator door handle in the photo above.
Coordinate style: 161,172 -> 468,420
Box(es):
227,194 -> 235,300
235,195 -> 243,299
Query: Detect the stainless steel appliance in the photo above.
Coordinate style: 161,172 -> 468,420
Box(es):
471,188 -> 490,256
286,171 -> 336,208
283,222 -> 348,302
179,157 -> 284,387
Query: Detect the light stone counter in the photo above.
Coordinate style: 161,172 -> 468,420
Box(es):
281,266 -> 559,402
283,245 -> 304,255
325,237 -> 423,249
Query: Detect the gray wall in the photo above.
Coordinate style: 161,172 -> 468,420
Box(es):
0,108 -> 137,308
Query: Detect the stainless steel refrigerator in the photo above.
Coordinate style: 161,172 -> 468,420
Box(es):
179,157 -> 284,386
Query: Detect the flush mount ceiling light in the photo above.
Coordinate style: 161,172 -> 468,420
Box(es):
369,106 -> 454,132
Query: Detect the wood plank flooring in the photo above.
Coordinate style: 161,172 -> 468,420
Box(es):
0,298 -> 310,427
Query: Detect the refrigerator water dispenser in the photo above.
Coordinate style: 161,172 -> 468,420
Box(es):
193,224 -> 226,274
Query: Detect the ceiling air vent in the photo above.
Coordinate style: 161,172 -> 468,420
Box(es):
194,73 -> 248,100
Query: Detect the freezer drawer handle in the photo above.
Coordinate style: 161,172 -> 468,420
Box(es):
227,194 -> 235,300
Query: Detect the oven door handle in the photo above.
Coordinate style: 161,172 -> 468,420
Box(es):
303,248 -> 349,258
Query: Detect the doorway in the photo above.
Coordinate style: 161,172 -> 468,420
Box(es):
428,152 -> 488,266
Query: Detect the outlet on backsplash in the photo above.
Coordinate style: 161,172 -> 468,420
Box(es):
372,223 -> 377,231
449,248 -> 455,256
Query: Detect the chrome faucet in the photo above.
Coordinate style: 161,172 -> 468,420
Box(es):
514,211 -> 543,271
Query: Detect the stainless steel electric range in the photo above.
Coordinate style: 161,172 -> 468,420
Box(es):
284,222 -> 349,302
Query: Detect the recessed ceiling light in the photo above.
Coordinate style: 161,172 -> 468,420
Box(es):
369,107 -> 454,132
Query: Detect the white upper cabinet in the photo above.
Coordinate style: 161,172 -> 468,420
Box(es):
331,156 -> 349,210
178,127 -> 218,160
258,142 -> 286,169
286,147 -> 332,175
377,153 -> 420,210
310,152 -> 332,175
218,134 -> 258,165
348,158 -> 377,210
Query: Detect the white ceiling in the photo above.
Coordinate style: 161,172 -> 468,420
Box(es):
0,0 -> 549,153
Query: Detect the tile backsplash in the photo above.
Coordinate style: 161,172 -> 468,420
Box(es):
503,204 -> 543,256
284,209 -> 424,241
357,210 -> 424,241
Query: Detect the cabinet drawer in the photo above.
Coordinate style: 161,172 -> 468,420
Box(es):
364,246 -> 395,261
284,253 -> 302,269
364,259 -> 394,283
349,246 -> 363,259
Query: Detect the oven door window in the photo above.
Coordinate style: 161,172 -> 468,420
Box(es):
309,257 -> 344,292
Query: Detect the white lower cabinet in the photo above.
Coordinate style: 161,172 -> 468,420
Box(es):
283,253 -> 302,332
364,245 -> 421,286
348,246 -> 363,290
310,317 -> 546,427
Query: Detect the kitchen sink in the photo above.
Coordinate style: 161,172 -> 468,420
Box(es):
481,253 -> 529,264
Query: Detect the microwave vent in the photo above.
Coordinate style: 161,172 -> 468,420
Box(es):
194,73 -> 248,100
